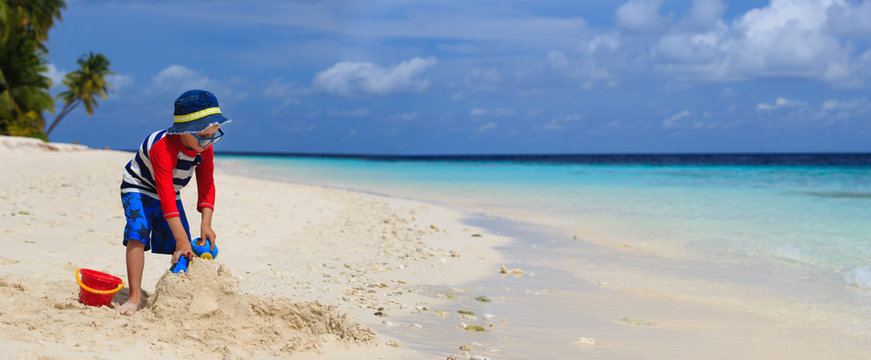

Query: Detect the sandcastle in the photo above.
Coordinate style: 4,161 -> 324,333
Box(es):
0,259 -> 376,359
142,259 -> 377,356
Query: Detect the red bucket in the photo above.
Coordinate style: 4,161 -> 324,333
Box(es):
76,268 -> 124,307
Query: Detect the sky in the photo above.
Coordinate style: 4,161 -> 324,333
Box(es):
42,0 -> 871,154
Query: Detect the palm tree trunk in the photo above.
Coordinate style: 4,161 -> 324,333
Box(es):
45,99 -> 80,137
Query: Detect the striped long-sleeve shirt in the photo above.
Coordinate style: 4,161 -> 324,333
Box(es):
121,130 -> 215,219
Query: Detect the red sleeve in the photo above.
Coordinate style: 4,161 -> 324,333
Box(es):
149,138 -> 182,219
196,146 -> 216,212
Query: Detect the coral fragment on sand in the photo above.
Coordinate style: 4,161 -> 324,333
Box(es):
499,265 -> 523,276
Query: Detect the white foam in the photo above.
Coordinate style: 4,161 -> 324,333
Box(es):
774,245 -> 806,262
843,267 -> 871,289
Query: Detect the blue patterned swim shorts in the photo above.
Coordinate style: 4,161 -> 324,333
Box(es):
121,192 -> 191,254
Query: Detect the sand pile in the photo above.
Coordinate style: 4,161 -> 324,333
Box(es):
144,259 -> 376,355
0,260 -> 375,359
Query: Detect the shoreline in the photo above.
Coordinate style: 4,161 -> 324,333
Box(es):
220,153 -> 871,359
380,213 -> 871,359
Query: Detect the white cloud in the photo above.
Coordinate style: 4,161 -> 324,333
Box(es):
616,0 -> 668,32
470,108 -> 488,116
548,32 -> 623,89
546,50 -> 570,71
670,110 -> 692,120
544,1 -> 871,87
686,0 -> 727,29
541,113 -> 582,131
451,92 -> 464,100
653,0 -> 870,85
151,65 -> 246,101
818,98 -> 869,113
477,122 -> 497,133
153,65 -> 213,93
312,56 -> 437,96
815,97 -> 871,122
821,99 -> 841,111
106,74 -> 135,92
757,97 -> 807,110
465,67 -> 502,91
42,64 -> 67,89
663,110 -> 691,128
749,96 -> 869,124
827,0 -> 871,35
584,32 -> 621,53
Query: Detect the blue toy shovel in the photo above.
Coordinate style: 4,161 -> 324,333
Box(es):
170,238 -> 219,273
170,253 -> 191,273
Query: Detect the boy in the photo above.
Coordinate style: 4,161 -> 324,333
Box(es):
116,89 -> 231,315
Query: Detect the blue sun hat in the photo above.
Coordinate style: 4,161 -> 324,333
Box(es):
166,90 -> 232,134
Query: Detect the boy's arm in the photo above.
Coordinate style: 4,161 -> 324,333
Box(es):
168,217 -> 193,264
196,147 -> 217,250
196,146 -> 216,212
149,142 -> 193,263
200,207 -> 216,250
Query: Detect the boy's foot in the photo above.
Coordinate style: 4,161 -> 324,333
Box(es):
116,298 -> 140,316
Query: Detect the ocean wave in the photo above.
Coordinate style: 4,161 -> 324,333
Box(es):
774,246 -> 807,262
844,267 -> 871,288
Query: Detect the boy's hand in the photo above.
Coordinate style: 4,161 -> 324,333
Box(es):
201,225 -> 217,252
166,216 -> 193,265
172,240 -> 193,265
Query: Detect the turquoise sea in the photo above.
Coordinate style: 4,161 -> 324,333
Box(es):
218,153 -> 871,352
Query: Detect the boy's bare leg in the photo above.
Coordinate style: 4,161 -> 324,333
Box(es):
117,241 -> 144,316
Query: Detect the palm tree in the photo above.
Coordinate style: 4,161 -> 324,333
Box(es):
0,0 -> 66,138
45,51 -> 114,137
1,0 -> 64,43
0,35 -> 54,138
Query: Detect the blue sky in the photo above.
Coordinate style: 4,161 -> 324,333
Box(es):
43,0 -> 871,154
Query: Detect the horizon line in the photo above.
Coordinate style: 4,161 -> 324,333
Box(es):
210,150 -> 871,158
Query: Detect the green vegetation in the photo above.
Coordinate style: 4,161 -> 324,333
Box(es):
45,52 -> 114,137
0,0 -> 112,140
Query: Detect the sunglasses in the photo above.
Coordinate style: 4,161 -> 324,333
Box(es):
191,128 -> 224,147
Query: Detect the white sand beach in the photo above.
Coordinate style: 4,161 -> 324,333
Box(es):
2,136 -> 871,360
0,136 -> 508,359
